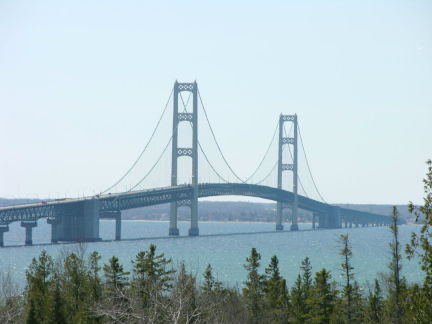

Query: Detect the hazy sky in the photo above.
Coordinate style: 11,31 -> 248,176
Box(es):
0,1 -> 431,205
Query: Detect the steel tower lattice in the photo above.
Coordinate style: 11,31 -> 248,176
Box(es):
276,114 -> 299,231
169,81 -> 199,236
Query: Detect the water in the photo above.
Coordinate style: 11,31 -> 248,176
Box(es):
0,220 -> 423,290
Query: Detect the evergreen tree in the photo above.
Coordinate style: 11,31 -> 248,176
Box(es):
307,269 -> 336,324
264,255 -> 289,323
48,271 -> 66,324
387,206 -> 404,324
243,248 -> 265,324
365,279 -> 383,323
406,159 -> 432,321
103,256 -> 129,299
26,298 -> 38,324
25,250 -> 55,323
61,253 -> 92,323
88,251 -> 102,302
290,274 -> 306,324
202,264 -> 222,293
300,257 -> 313,298
338,234 -> 363,323
131,244 -> 174,310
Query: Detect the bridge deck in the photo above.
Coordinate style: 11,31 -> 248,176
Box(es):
0,183 -> 390,225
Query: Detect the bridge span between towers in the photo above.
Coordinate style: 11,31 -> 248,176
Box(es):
0,183 -> 391,246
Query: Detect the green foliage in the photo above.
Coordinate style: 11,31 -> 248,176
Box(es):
243,248 -> 266,324
103,256 -> 129,296
388,206 -> 404,324
365,279 -> 384,323
25,250 -> 55,323
290,274 -> 306,323
406,159 -> 432,314
338,234 -> 364,323
264,255 -> 289,323
307,269 -> 336,324
202,264 -> 222,293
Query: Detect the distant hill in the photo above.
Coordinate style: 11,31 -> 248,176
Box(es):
0,198 -> 418,223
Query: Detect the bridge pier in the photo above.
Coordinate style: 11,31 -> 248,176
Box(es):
47,218 -> 60,243
318,212 -> 328,228
21,221 -> 37,245
0,225 -> 9,247
169,202 -> 179,236
349,221 -> 352,228
115,212 -> 121,241
99,210 -> 121,240
189,200 -> 199,237
50,200 -> 100,242
276,202 -> 284,231
312,213 -> 316,229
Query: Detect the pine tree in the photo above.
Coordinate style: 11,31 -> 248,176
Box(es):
131,244 -> 174,310
48,271 -> 66,324
103,256 -> 129,299
387,206 -> 404,324
202,264 -> 222,293
25,250 -> 55,323
242,248 -> 265,324
406,159 -> 432,322
290,274 -> 305,324
365,279 -> 383,323
26,298 -> 38,324
300,257 -> 313,298
88,251 -> 102,302
308,269 -> 336,324
264,255 -> 289,323
339,234 -> 364,323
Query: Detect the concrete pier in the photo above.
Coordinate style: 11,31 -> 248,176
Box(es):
50,200 -> 100,242
21,221 -> 37,245
115,212 -> 121,241
47,218 -> 60,243
0,225 -> 9,247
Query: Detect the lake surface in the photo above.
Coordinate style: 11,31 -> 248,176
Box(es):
0,220 -> 423,290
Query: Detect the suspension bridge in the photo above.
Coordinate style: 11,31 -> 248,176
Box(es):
0,81 -> 391,246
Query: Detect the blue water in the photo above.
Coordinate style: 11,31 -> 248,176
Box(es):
0,220 -> 423,290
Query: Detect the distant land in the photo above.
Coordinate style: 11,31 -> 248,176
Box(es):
0,198 -> 415,223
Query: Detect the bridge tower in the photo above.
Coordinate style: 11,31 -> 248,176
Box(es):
276,114 -> 299,231
169,81 -> 199,236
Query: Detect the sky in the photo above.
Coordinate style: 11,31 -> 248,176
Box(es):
0,0 -> 431,205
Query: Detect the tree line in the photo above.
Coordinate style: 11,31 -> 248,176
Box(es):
0,160 -> 431,324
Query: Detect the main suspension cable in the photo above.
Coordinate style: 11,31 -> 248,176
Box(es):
100,88 -> 174,194
243,119 -> 279,183
297,122 -> 326,202
198,90 -> 246,183
198,142 -> 230,183
255,159 -> 278,185
178,92 -> 229,183
129,135 -> 173,191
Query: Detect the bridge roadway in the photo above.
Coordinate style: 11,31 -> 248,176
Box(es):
0,183 -> 391,246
